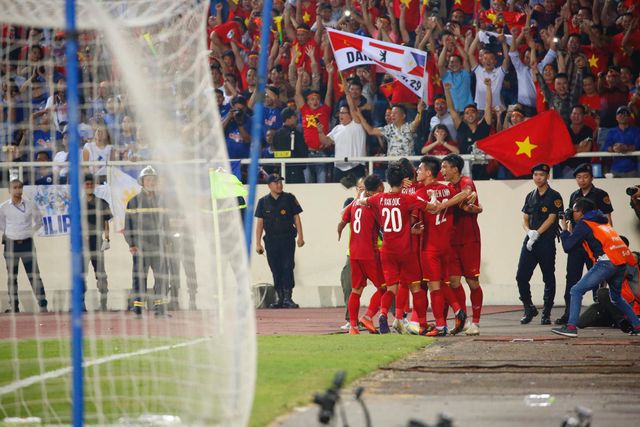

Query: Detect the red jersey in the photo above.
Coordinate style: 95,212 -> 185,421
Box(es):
416,182 -> 457,252
368,192 -> 426,255
342,201 -> 380,261
401,181 -> 424,253
300,104 -> 331,150
451,176 -> 481,244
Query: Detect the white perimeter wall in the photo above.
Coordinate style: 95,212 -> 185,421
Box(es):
0,178 -> 637,311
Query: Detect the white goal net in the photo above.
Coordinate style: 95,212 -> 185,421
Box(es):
0,1 -> 255,426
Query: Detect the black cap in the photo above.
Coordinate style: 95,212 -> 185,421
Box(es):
281,107 -> 297,122
230,95 -> 247,106
84,173 -> 95,182
531,163 -> 550,174
573,163 -> 592,177
267,173 -> 284,184
616,105 -> 630,115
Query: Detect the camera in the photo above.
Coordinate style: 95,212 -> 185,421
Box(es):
313,371 -> 345,424
559,208 -> 573,220
233,109 -> 245,121
626,186 -> 639,196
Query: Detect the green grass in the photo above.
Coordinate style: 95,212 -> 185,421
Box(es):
0,335 -> 429,426
250,335 -> 429,427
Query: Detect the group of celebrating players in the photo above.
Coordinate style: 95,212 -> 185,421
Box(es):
337,154 -> 484,336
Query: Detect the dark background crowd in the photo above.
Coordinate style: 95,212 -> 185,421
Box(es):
2,0 -> 640,185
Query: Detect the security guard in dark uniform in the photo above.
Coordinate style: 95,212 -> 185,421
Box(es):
255,173 -> 305,308
555,163 -> 614,324
272,107 -> 308,183
516,163 -> 564,325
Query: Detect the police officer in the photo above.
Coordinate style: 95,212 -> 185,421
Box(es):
255,173 -> 305,308
516,163 -> 564,325
555,163 -> 614,325
124,166 -> 170,316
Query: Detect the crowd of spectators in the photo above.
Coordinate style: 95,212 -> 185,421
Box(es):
2,0 -> 640,185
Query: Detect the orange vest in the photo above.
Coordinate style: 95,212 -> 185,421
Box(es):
621,277 -> 640,316
582,220 -> 637,266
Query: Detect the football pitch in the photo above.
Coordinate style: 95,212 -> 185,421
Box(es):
0,335 -> 429,426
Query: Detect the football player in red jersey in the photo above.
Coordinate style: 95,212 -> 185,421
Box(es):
394,158 -> 425,333
442,154 -> 484,336
337,174 -> 387,335
415,156 -> 472,336
358,164 -> 431,334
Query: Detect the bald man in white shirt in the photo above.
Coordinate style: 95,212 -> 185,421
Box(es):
0,179 -> 48,313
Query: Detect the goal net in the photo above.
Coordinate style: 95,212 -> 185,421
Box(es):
0,1 -> 255,426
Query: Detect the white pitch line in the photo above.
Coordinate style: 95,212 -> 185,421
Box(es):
0,337 -> 211,396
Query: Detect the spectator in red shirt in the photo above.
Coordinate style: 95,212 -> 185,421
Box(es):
294,67 -> 333,183
421,124 -> 459,157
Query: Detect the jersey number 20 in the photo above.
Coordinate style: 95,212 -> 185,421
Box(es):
382,207 -> 402,232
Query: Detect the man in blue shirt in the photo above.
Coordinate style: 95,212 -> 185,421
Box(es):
602,106 -> 640,177
223,95 -> 252,179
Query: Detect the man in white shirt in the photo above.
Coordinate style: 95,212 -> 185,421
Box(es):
509,26 -> 558,115
469,33 -> 511,111
319,104 -> 367,183
0,179 -> 47,313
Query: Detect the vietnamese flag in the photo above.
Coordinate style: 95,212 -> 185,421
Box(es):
582,45 -> 608,75
479,9 -> 525,29
476,110 -> 575,176
451,0 -> 479,15
393,0 -> 421,32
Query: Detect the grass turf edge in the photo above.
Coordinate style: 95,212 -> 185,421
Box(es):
251,334 -> 431,427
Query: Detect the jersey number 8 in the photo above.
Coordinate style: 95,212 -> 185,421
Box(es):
352,208 -> 362,234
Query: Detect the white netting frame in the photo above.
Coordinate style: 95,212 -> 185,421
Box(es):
0,1 -> 255,426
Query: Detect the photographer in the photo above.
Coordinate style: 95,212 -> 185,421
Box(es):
552,198 -> 640,338
628,185 -> 640,221
555,163 -> 613,325
223,95 -> 253,165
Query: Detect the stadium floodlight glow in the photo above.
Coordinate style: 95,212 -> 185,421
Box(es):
0,1 -> 256,426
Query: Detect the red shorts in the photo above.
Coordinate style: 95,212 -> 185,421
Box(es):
380,251 -> 422,286
420,249 -> 451,282
350,258 -> 386,289
449,241 -> 481,278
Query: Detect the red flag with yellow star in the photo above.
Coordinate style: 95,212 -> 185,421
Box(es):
476,110 -> 575,176
452,0 -> 478,15
393,0 -> 421,32
582,45 -> 608,75
479,9 -> 525,29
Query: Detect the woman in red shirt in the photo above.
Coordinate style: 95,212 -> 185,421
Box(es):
421,124 -> 459,156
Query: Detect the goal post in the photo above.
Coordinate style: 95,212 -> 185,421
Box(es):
0,1 -> 256,426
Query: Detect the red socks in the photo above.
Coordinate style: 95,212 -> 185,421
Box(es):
380,288 -> 395,317
348,293 -> 361,328
452,286 -> 466,314
411,289 -> 427,325
441,285 -> 461,313
470,286 -> 483,324
395,284 -> 409,319
365,288 -> 383,319
430,289 -> 445,328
